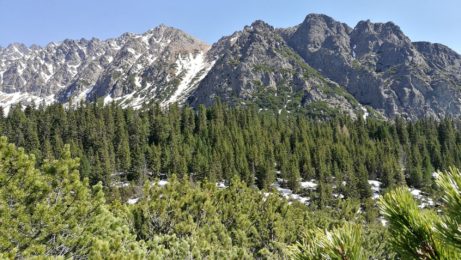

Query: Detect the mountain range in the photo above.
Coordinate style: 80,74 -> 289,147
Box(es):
1,13 -> 460,119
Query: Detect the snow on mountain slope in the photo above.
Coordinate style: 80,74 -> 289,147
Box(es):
0,91 -> 55,114
4,14 -> 461,120
165,51 -> 215,105
0,25 -> 214,113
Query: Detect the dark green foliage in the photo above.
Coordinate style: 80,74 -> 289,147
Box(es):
0,137 -> 142,258
2,103 -> 461,206
289,223 -> 366,259
434,168 -> 461,249
0,138 -> 393,258
5,105 -> 461,257
379,168 -> 461,259
132,176 -> 313,257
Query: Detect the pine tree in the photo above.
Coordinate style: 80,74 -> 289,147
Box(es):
379,168 -> 461,259
356,163 -> 372,200
287,156 -> 301,193
289,224 -> 365,260
0,137 -> 140,258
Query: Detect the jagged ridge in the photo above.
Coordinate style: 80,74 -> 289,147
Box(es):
1,13 -> 461,120
0,25 -> 214,113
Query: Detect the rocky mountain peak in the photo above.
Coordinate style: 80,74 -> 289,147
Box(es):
288,13 -> 351,56
188,16 -> 365,119
1,13 -> 461,120
144,24 -> 180,38
352,19 -> 408,47
0,25 -> 215,112
302,13 -> 351,30
414,42 -> 461,68
249,20 -> 273,30
283,15 -> 461,119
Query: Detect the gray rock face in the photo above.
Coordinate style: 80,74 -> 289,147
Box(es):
188,20 -> 364,118
1,13 -> 461,120
0,25 -> 213,112
284,14 -> 461,119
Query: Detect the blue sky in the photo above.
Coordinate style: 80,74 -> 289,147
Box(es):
0,0 -> 460,53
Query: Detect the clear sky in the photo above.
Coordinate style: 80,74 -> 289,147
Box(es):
0,0 -> 460,53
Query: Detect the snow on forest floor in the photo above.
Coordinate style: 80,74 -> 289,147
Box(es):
368,180 -> 382,200
125,179 -> 229,205
127,198 -> 139,205
368,179 -> 435,208
272,178 -> 317,205
272,182 -> 310,205
123,179 -> 169,204
271,178 -> 436,212
120,176 -> 437,219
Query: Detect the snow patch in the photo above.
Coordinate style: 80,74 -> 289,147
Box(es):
164,52 -> 215,105
379,217 -> 388,226
368,180 -> 382,191
40,70 -> 52,82
273,181 -> 311,205
361,106 -> 369,120
229,34 -> 239,44
126,48 -> 142,60
140,35 -> 151,46
217,181 -> 227,188
333,193 -> 345,199
114,181 -> 130,188
300,180 -> 317,190
157,180 -> 169,186
75,87 -> 92,102
0,92 -> 55,115
409,188 -> 422,199
127,198 -> 139,205
103,95 -> 114,105
368,180 -> 382,200
16,63 -> 25,75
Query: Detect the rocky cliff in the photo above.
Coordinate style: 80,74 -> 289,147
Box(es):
1,14 -> 460,119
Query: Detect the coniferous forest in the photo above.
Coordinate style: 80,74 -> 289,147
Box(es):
3,2 -> 461,257
3,101 -> 461,193
1,102 -> 461,258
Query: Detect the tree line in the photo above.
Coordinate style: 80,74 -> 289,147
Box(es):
1,101 -> 461,205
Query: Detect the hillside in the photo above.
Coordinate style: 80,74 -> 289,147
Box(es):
2,14 -> 461,119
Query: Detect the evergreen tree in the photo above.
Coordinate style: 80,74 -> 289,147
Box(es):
379,168 -> 461,259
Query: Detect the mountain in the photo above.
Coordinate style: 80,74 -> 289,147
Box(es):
0,25 -> 214,112
188,20 -> 366,118
284,14 -> 461,119
1,14 -> 461,119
